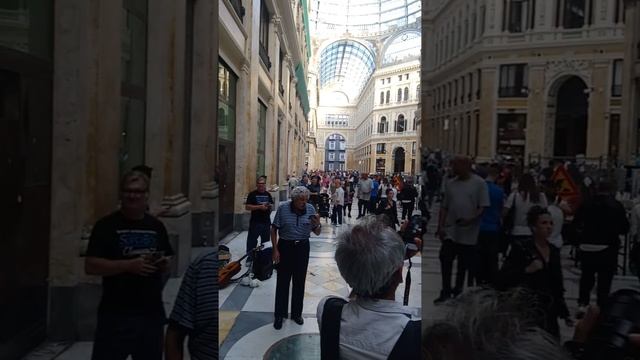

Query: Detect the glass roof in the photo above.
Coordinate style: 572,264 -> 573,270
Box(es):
319,40 -> 376,102
310,0 -> 421,36
382,30 -> 421,66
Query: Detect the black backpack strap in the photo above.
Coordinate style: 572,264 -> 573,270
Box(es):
388,320 -> 421,360
321,297 -> 348,360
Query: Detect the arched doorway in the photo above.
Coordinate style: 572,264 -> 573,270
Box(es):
393,147 -> 406,174
325,133 -> 346,171
553,76 -> 588,157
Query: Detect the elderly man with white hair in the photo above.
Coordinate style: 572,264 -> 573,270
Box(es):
317,215 -> 421,360
271,186 -> 322,330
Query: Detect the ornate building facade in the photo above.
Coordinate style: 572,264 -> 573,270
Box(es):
422,0 -> 632,165
219,0 -> 311,230
306,0 -> 422,175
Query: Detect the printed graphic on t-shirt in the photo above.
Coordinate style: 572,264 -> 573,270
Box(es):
255,194 -> 271,205
116,229 -> 159,257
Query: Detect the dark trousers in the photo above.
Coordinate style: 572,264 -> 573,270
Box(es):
476,231 -> 500,285
578,246 -> 618,307
92,314 -> 164,360
368,198 -> 378,213
439,240 -> 477,294
247,222 -> 271,261
275,239 -> 310,318
343,203 -> 352,217
332,205 -> 343,224
401,202 -> 415,220
358,199 -> 368,217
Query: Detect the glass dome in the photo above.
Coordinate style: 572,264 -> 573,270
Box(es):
382,30 -> 421,66
319,39 -> 376,103
310,0 -> 421,36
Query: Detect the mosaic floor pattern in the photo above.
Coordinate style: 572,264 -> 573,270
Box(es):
219,210 -> 422,359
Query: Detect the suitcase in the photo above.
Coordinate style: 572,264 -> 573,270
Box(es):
253,247 -> 273,281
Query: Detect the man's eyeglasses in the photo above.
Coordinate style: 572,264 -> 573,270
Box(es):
257,182 -> 266,185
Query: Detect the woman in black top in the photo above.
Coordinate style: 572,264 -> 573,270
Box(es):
376,188 -> 400,229
495,205 -> 573,337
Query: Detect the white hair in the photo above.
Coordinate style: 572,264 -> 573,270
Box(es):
335,215 -> 404,297
424,288 -> 572,360
291,186 -> 310,200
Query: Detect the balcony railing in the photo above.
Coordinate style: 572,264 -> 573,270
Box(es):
498,86 -> 528,98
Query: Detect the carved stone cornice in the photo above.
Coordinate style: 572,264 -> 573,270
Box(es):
544,59 -> 592,92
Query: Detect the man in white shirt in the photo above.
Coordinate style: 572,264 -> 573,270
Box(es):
317,216 -> 421,359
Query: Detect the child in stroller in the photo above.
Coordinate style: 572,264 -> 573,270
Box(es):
318,193 -> 331,222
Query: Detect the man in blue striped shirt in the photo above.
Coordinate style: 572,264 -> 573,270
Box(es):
272,186 -> 322,329
165,250 -> 217,359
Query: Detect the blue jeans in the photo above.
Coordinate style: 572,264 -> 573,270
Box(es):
247,222 -> 271,261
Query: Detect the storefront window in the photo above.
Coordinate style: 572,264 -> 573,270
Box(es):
496,113 -> 527,158
0,0 -> 52,59
218,60 -> 237,142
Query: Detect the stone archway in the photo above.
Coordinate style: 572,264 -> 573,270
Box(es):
393,147 -> 406,174
549,76 -> 589,157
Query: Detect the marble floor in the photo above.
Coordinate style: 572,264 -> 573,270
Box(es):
219,209 -> 422,360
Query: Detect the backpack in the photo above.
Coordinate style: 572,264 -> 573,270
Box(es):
252,247 -> 273,281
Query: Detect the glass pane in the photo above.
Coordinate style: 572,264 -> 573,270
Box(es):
218,62 -> 237,142
122,0 -> 148,87
0,0 -> 53,59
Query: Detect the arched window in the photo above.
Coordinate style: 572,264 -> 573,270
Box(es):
386,90 -> 390,103
396,114 -> 406,132
397,88 -> 402,102
380,92 -> 384,104
378,116 -> 387,133
404,87 -> 409,101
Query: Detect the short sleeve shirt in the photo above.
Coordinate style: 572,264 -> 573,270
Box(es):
86,211 -> 174,317
272,201 -> 317,240
442,174 -> 490,245
317,296 -> 421,360
169,250 -> 217,359
245,190 -> 274,224
504,192 -> 548,236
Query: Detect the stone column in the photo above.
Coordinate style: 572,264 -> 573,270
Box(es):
620,0 -> 640,163
586,62 -> 610,158
478,67 -> 497,161
50,0 -> 122,341
146,0 -> 192,276
190,0 -> 219,246
234,61 -> 256,229
526,64 -> 547,158
267,15 -> 281,184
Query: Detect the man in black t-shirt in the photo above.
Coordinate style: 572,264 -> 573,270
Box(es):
245,176 -> 274,263
85,170 -> 174,360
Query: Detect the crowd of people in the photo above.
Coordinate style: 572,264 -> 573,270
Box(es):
422,153 -> 639,360
283,169 -> 422,229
